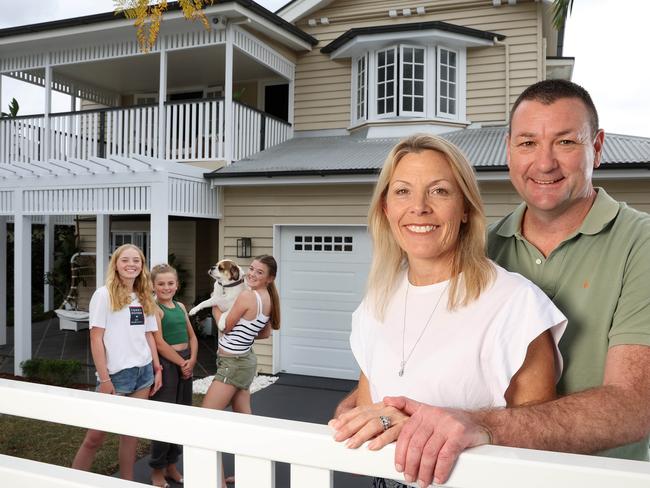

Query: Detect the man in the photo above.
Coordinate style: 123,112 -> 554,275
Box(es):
337,80 -> 650,486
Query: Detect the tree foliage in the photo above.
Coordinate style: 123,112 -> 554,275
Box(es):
552,0 -> 574,30
1,97 -> 19,118
114,0 -> 215,52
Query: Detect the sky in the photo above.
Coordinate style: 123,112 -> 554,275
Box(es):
0,0 -> 648,138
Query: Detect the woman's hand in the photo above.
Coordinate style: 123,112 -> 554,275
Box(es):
181,359 -> 195,379
98,379 -> 115,395
328,401 -> 410,450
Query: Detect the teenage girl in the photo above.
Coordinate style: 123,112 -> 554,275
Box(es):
72,244 -> 162,480
202,255 -> 281,485
149,263 -> 198,488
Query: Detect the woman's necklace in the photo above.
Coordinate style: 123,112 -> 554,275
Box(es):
399,280 -> 449,377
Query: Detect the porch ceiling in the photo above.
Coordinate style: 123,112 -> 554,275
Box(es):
35,46 -> 281,98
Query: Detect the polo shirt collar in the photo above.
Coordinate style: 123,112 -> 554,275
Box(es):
495,187 -> 620,238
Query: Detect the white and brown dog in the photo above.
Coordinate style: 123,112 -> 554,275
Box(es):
188,259 -> 247,331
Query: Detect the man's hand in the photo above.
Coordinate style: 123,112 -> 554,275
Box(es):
384,396 -> 491,486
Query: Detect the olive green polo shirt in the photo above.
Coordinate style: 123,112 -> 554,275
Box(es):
488,188 -> 650,461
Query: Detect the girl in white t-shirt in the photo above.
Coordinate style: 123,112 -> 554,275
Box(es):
330,135 -> 567,488
71,244 -> 162,481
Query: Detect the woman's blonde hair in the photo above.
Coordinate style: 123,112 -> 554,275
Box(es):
106,244 -> 156,315
367,133 -> 495,319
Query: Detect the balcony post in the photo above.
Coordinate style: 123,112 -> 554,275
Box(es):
288,78 -> 295,138
0,216 -> 6,345
224,22 -> 234,164
43,55 -> 52,162
149,178 -> 169,268
98,110 -> 106,158
13,192 -> 32,375
158,37 -> 168,159
43,215 -> 55,312
260,114 -> 266,152
96,214 -> 109,289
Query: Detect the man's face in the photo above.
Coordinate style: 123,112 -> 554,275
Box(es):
507,98 -> 604,218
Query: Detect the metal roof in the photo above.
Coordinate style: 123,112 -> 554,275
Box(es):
206,126 -> 650,179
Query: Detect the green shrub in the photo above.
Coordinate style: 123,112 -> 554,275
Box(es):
20,358 -> 83,387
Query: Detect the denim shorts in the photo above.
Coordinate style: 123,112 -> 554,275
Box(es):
96,362 -> 154,395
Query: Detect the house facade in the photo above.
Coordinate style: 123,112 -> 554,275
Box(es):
1,0 -> 649,378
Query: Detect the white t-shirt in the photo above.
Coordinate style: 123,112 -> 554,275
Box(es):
89,286 -> 158,374
350,264 -> 567,409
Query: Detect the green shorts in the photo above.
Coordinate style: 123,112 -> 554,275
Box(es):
214,350 -> 257,390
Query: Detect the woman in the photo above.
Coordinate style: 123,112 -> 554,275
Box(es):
149,263 -> 199,488
201,254 -> 281,486
72,244 -> 162,480
330,134 -> 567,487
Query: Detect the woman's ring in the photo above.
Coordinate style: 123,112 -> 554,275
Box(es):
379,415 -> 391,431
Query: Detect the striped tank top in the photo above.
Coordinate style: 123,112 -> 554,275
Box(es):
218,290 -> 270,355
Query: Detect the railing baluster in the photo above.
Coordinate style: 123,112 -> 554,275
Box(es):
291,465 -> 333,488
236,455 -> 274,488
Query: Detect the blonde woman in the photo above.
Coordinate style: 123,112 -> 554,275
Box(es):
72,244 -> 162,481
330,135 -> 567,487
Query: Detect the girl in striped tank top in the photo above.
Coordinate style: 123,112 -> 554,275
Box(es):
202,255 -> 281,486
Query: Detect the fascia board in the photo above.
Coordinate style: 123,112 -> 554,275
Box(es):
277,0 -> 336,23
330,29 -> 494,59
210,174 -> 379,187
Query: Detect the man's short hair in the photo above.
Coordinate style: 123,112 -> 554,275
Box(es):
509,79 -> 599,136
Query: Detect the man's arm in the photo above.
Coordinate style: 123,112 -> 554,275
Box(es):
387,344 -> 650,486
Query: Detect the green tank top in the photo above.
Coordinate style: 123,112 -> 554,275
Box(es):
158,301 -> 189,345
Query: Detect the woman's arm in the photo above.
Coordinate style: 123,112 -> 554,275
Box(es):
179,303 -> 199,378
89,327 -> 114,395
504,330 -> 557,407
256,322 -> 273,340
222,291 -> 255,333
146,330 -> 163,395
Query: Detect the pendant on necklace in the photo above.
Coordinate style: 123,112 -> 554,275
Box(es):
398,361 -> 405,377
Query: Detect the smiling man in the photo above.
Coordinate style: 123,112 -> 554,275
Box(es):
383,80 -> 650,487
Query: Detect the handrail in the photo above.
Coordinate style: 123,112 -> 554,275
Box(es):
0,379 -> 649,488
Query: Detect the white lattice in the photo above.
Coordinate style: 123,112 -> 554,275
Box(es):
165,27 -> 226,51
0,53 -> 46,73
23,186 -> 151,214
50,39 -> 148,66
232,27 -> 295,80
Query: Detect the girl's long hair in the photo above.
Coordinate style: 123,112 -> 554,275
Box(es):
105,244 -> 156,315
367,134 -> 495,320
255,255 -> 281,330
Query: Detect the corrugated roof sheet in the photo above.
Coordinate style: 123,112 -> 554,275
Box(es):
208,126 -> 650,178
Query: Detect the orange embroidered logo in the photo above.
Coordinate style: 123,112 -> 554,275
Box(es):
583,280 -> 589,289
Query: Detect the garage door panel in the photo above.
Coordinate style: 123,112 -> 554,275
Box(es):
281,337 -> 360,380
280,226 -> 371,380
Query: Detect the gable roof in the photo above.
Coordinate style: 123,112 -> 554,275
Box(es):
276,0 -> 336,23
321,21 -> 506,55
205,127 -> 650,182
0,0 -> 317,47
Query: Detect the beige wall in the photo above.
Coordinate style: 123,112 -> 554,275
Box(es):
221,177 -> 650,373
292,0 -> 542,131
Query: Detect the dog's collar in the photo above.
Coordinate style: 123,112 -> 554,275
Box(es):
219,278 -> 245,288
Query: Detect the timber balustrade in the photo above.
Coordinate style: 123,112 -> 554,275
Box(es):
0,379 -> 649,488
0,99 -> 291,166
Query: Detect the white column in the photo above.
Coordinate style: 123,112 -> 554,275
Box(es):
224,23 -> 234,164
43,60 -> 52,162
95,214 -> 110,289
287,78 -> 295,138
149,179 -> 169,268
14,192 -> 32,375
0,216 -> 7,346
158,39 -> 168,158
0,74 -> 3,115
43,215 -> 55,312
70,83 -> 77,112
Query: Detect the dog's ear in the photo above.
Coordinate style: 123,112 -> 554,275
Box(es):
230,265 -> 240,281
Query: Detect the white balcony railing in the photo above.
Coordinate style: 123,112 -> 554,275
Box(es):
0,99 -> 290,167
1,379 -> 649,488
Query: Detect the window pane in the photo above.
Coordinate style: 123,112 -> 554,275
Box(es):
440,99 -> 447,113
449,99 -> 456,114
449,51 -> 457,65
403,64 -> 412,78
387,50 -> 394,63
414,81 -> 423,96
378,68 -> 385,83
387,81 -> 394,94
378,51 -> 385,65
440,83 -> 447,97
387,66 -> 394,79
404,81 -> 412,95
378,99 -> 385,114
415,65 -> 423,80
441,50 -> 448,64
415,49 -> 424,64
441,66 -> 448,81
415,98 -> 423,112
449,67 -> 456,82
403,98 -> 412,111
387,98 -> 394,113
404,49 -> 412,63
449,83 -> 456,98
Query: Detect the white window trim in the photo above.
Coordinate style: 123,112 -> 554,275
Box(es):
351,54 -> 368,124
111,231 -> 151,261
436,46 -> 460,119
399,45 -> 426,118
375,46 -> 398,119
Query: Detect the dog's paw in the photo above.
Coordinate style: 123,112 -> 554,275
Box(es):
217,313 -> 228,332
188,306 -> 200,316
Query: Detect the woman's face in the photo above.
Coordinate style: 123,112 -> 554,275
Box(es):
153,272 -> 178,301
115,247 -> 143,282
246,260 -> 273,290
384,149 -> 467,268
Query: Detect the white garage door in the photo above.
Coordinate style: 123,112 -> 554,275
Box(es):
279,226 -> 371,380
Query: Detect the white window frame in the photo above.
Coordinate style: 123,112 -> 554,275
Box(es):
111,231 -> 151,261
134,93 -> 158,105
436,46 -> 459,119
375,46 -> 398,118
399,45 -> 426,118
352,54 -> 368,124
